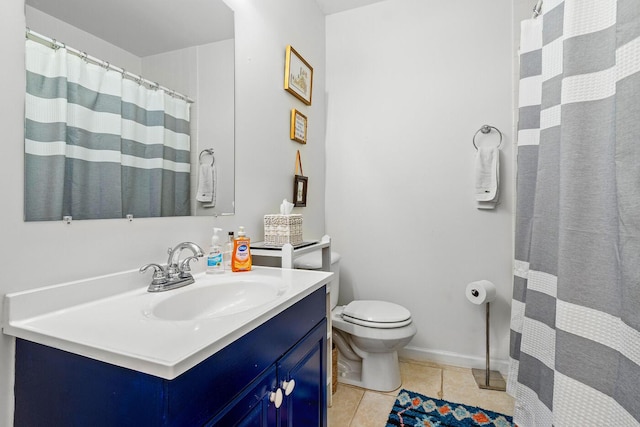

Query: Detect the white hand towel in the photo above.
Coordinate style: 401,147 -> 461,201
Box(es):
196,162 -> 216,204
475,147 -> 499,209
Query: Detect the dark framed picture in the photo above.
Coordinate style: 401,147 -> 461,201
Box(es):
290,109 -> 307,144
284,45 -> 313,105
293,175 -> 308,207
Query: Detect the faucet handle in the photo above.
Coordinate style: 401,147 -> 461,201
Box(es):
179,256 -> 199,274
140,263 -> 167,285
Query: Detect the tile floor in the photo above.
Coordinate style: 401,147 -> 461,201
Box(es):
328,359 -> 515,426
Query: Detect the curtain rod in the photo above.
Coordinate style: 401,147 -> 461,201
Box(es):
532,0 -> 543,18
25,28 -> 194,104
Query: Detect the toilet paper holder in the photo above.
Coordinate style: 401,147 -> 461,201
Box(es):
472,301 -> 507,392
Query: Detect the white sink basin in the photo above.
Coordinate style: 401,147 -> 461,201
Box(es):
147,276 -> 290,321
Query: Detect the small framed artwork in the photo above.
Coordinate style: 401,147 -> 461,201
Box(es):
284,45 -> 313,105
293,175 -> 308,207
290,109 -> 307,144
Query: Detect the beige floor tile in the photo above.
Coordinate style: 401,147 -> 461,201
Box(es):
328,383 -> 365,427
383,361 -> 442,399
442,369 -> 515,416
329,361 -> 515,426
350,391 -> 396,427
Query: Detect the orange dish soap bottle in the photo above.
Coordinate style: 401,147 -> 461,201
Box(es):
231,226 -> 252,272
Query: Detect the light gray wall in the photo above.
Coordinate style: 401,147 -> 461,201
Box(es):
326,0 -> 515,369
26,5 -> 143,73
0,0 -> 326,424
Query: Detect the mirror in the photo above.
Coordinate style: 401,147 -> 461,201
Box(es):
24,0 -> 235,220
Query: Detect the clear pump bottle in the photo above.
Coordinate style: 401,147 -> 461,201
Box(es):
206,227 -> 224,274
223,231 -> 234,271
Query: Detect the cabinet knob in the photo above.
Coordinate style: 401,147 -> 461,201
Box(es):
270,388 -> 283,408
282,379 -> 296,396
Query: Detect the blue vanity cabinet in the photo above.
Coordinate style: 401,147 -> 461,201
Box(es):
279,322 -> 326,427
206,365 -> 278,426
13,286 -> 327,427
208,320 -> 326,427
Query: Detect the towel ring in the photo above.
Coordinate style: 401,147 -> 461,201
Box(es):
472,125 -> 503,150
199,148 -> 215,166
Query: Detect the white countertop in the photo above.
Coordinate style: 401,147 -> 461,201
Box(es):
3,266 -> 332,379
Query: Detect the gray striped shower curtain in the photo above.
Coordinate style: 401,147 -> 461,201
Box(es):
25,39 -> 191,221
509,1 -> 640,426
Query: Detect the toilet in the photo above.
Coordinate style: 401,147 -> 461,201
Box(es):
294,251 -> 417,392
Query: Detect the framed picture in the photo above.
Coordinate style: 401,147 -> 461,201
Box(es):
290,109 -> 307,144
284,45 -> 313,105
293,175 -> 308,207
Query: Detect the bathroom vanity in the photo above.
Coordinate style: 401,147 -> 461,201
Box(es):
3,267 -> 332,426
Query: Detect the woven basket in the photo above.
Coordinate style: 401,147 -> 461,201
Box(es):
332,343 -> 338,394
263,214 -> 303,246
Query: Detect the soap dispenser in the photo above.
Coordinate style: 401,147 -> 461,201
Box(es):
206,227 -> 224,274
231,226 -> 252,272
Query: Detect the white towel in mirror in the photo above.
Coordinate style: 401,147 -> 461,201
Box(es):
196,162 -> 216,205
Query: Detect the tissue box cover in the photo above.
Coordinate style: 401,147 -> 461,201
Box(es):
264,214 -> 303,246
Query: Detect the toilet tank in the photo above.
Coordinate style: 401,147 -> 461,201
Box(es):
294,251 -> 341,309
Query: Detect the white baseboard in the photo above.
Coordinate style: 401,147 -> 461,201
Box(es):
399,346 -> 510,376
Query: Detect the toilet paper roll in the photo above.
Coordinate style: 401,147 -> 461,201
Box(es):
465,280 -> 497,305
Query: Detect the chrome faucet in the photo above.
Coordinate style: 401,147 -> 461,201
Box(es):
140,242 -> 205,292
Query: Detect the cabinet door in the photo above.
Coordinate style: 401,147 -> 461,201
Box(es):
278,319 -> 327,427
207,365 -> 278,427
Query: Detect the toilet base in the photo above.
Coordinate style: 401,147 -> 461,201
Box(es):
336,350 -> 402,392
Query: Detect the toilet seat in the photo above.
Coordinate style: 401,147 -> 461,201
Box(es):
341,300 -> 412,329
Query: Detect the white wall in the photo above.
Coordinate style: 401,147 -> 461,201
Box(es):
326,0 -> 515,370
0,0 -> 326,424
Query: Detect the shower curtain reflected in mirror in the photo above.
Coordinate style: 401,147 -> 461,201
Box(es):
509,2 -> 640,426
25,39 -> 191,221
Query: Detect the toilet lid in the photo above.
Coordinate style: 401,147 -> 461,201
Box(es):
342,300 -> 412,328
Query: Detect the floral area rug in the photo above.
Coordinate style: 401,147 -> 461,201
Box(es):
386,389 -> 514,427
